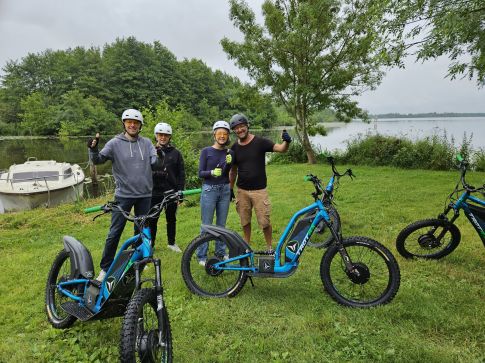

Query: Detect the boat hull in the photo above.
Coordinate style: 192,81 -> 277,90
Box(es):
0,182 -> 84,213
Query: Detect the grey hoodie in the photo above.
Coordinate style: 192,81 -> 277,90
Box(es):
89,133 -> 158,198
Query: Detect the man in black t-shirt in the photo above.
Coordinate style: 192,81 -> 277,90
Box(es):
229,113 -> 292,252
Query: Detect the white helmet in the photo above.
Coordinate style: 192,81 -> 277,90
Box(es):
121,109 -> 144,125
154,122 -> 172,137
212,120 -> 230,132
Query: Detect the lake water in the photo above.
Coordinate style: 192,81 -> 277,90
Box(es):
1,117 -> 484,173
312,117 -> 485,152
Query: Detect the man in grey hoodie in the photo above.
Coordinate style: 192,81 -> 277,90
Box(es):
88,108 -> 164,281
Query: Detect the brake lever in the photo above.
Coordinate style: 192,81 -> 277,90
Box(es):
92,210 -> 108,221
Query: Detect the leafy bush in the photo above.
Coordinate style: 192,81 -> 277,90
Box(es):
0,120 -> 19,136
252,130 -> 484,173
473,149 -> 485,171
269,141 -> 310,164
343,134 -> 409,166
412,135 -> 455,170
391,144 -> 419,168
308,124 -> 327,136
269,140 -> 340,165
342,133 -> 455,170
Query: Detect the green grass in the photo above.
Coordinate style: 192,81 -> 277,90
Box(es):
0,164 -> 484,362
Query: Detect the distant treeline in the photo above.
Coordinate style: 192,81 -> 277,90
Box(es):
0,37 -> 279,136
372,112 -> 485,119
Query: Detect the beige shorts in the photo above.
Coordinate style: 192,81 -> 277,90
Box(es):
235,188 -> 271,229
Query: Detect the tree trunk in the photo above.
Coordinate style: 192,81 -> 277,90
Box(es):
90,163 -> 98,186
302,132 -> 316,164
294,106 -> 316,164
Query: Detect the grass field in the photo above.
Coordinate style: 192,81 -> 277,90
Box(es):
0,163 -> 484,362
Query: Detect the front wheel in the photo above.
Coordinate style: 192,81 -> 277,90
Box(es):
396,219 -> 461,259
320,237 -> 400,307
120,288 -> 172,363
181,234 -> 248,298
45,249 -> 77,329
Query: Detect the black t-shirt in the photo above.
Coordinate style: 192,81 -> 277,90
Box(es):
231,135 -> 275,190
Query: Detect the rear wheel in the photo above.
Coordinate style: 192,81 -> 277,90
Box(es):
120,288 -> 172,363
396,219 -> 461,259
45,250 -> 77,329
320,237 -> 400,307
181,234 -> 248,297
308,204 -> 341,248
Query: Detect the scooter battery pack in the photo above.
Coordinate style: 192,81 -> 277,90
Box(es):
84,284 -> 99,310
258,256 -> 274,273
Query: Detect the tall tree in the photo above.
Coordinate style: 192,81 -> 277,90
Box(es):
228,84 -> 277,128
102,37 -> 186,113
222,0 -> 402,163
56,90 -> 117,136
19,91 -> 59,135
389,0 -> 485,86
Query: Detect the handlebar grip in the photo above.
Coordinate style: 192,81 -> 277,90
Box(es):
182,188 -> 202,196
303,175 -> 312,182
456,154 -> 464,162
84,205 -> 103,213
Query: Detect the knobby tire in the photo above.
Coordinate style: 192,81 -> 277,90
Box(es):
45,249 -> 77,329
120,288 -> 173,363
320,237 -> 400,307
181,234 -> 248,298
396,218 -> 461,259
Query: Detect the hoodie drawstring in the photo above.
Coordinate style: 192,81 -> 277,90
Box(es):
137,140 -> 144,160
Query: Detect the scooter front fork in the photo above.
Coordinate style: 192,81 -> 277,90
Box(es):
134,258 -> 167,346
439,205 -> 459,222
336,244 -> 355,272
153,259 -> 164,311
153,259 -> 169,347
435,205 -> 459,242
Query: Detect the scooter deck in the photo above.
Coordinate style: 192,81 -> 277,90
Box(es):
61,299 -> 130,321
61,302 -> 94,321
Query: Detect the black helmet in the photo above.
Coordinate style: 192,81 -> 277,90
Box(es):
230,113 -> 249,129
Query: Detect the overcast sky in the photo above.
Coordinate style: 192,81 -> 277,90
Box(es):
0,0 -> 483,114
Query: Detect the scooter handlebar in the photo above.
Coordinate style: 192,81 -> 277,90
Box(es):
181,188 -> 202,196
84,205 -> 103,213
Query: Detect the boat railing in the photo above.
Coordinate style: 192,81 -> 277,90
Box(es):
0,170 -> 84,207
0,171 -> 82,190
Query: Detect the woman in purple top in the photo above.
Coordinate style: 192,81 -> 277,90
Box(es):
196,120 -> 234,265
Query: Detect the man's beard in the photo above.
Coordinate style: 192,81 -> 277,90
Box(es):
238,131 -> 248,141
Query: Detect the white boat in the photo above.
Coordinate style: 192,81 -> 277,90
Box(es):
0,159 -> 85,213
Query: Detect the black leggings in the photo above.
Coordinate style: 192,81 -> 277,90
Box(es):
149,195 -> 177,246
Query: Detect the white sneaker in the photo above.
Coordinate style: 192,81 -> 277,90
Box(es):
167,244 -> 182,253
198,259 -> 206,266
215,253 -> 229,261
96,269 -> 106,281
